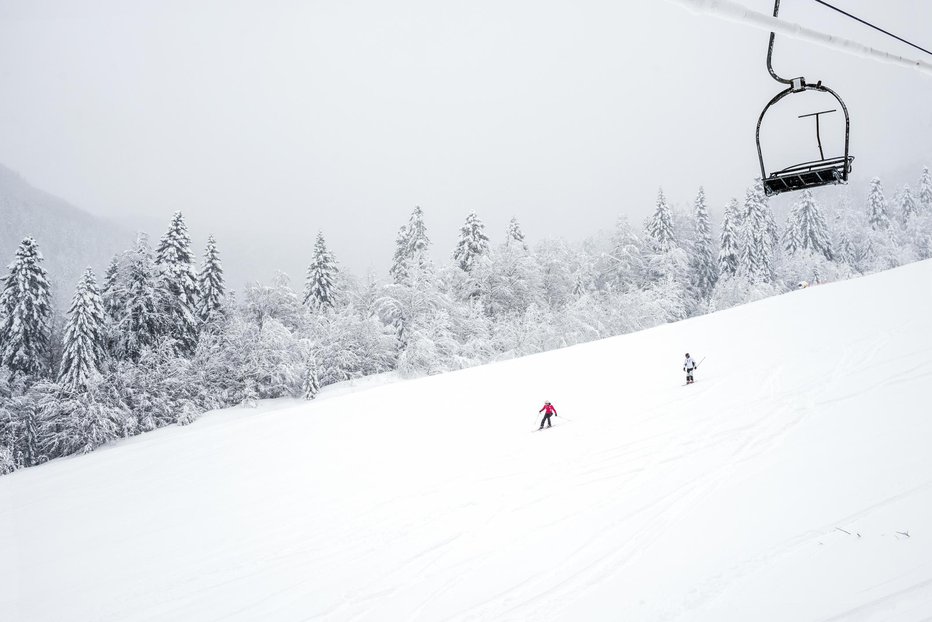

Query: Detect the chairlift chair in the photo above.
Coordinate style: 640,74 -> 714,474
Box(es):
756,0 -> 854,196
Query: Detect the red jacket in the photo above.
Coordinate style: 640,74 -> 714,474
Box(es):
539,403 -> 557,415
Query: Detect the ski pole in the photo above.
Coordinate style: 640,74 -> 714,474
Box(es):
697,356 -> 706,368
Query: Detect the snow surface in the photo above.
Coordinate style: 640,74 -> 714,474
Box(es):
3,260 -> 932,621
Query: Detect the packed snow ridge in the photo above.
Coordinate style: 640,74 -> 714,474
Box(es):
3,260 -> 932,621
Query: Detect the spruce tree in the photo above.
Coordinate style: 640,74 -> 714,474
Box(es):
8,395 -> 43,467
390,206 -> 431,284
59,268 -> 105,391
406,206 -> 430,259
0,237 -> 52,378
101,256 -> 122,322
900,184 -> 918,222
303,360 -> 320,400
646,188 -> 676,252
919,166 -> 932,213
506,217 -> 528,251
303,232 -> 339,311
739,181 -> 776,282
155,211 -> 200,354
389,224 -> 410,285
782,209 -> 802,256
453,211 -> 490,272
118,234 -> 160,361
835,230 -> 855,266
197,235 -> 225,323
718,198 -> 741,277
866,177 -> 889,230
783,190 -> 833,260
99,255 -> 124,358
689,187 -> 718,297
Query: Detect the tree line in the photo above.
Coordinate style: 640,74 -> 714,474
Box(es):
1,168 -> 931,473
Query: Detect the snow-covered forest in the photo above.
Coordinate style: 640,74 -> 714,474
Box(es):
1,169 -> 931,474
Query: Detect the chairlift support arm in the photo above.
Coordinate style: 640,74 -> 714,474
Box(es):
766,0 -> 795,85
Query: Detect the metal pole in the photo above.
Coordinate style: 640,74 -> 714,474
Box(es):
816,114 -> 824,160
767,0 -> 793,85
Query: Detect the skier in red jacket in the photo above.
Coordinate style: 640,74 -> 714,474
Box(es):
538,401 -> 557,429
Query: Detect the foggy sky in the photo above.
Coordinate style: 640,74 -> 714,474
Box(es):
1,0 -> 930,288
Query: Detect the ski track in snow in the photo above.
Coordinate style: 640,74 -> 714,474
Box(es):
2,261 -> 932,621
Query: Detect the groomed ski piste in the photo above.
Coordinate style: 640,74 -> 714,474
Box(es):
3,260 -> 932,621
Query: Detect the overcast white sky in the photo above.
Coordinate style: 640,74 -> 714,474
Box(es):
1,0 -> 930,287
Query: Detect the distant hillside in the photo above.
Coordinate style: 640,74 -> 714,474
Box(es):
0,164 -> 131,308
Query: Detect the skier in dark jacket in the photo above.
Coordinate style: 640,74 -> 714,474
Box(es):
539,401 -> 557,429
683,353 -> 698,384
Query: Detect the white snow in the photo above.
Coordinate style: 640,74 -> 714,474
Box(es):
3,260 -> 932,621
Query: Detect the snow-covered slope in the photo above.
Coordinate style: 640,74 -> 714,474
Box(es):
3,261 -> 932,621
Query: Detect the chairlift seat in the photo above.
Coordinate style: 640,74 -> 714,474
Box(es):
756,1 -> 854,197
762,155 -> 854,196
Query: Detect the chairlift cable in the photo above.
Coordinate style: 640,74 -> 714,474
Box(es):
663,0 -> 932,76
810,0 -> 932,58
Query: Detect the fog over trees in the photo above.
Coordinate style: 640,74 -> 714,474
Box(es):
3,169 -> 932,474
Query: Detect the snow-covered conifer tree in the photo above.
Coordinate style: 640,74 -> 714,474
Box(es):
406,206 -> 430,259
389,224 -> 410,285
99,255 -> 123,356
6,393 -> 45,467
118,234 -> 161,361
0,237 -> 52,378
453,211 -> 490,272
834,229 -> 854,267
303,359 -> 320,400
101,256 -> 121,320
155,211 -> 200,354
58,268 -> 106,391
718,198 -> 741,277
689,187 -> 718,297
197,235 -> 225,324
900,185 -> 918,222
0,446 -> 12,475
782,211 -> 802,257
739,181 -> 776,282
303,232 -> 339,311
919,167 -> 932,213
646,188 -> 676,252
866,177 -> 889,230
505,217 -> 528,251
390,206 -> 431,284
783,190 -> 833,260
